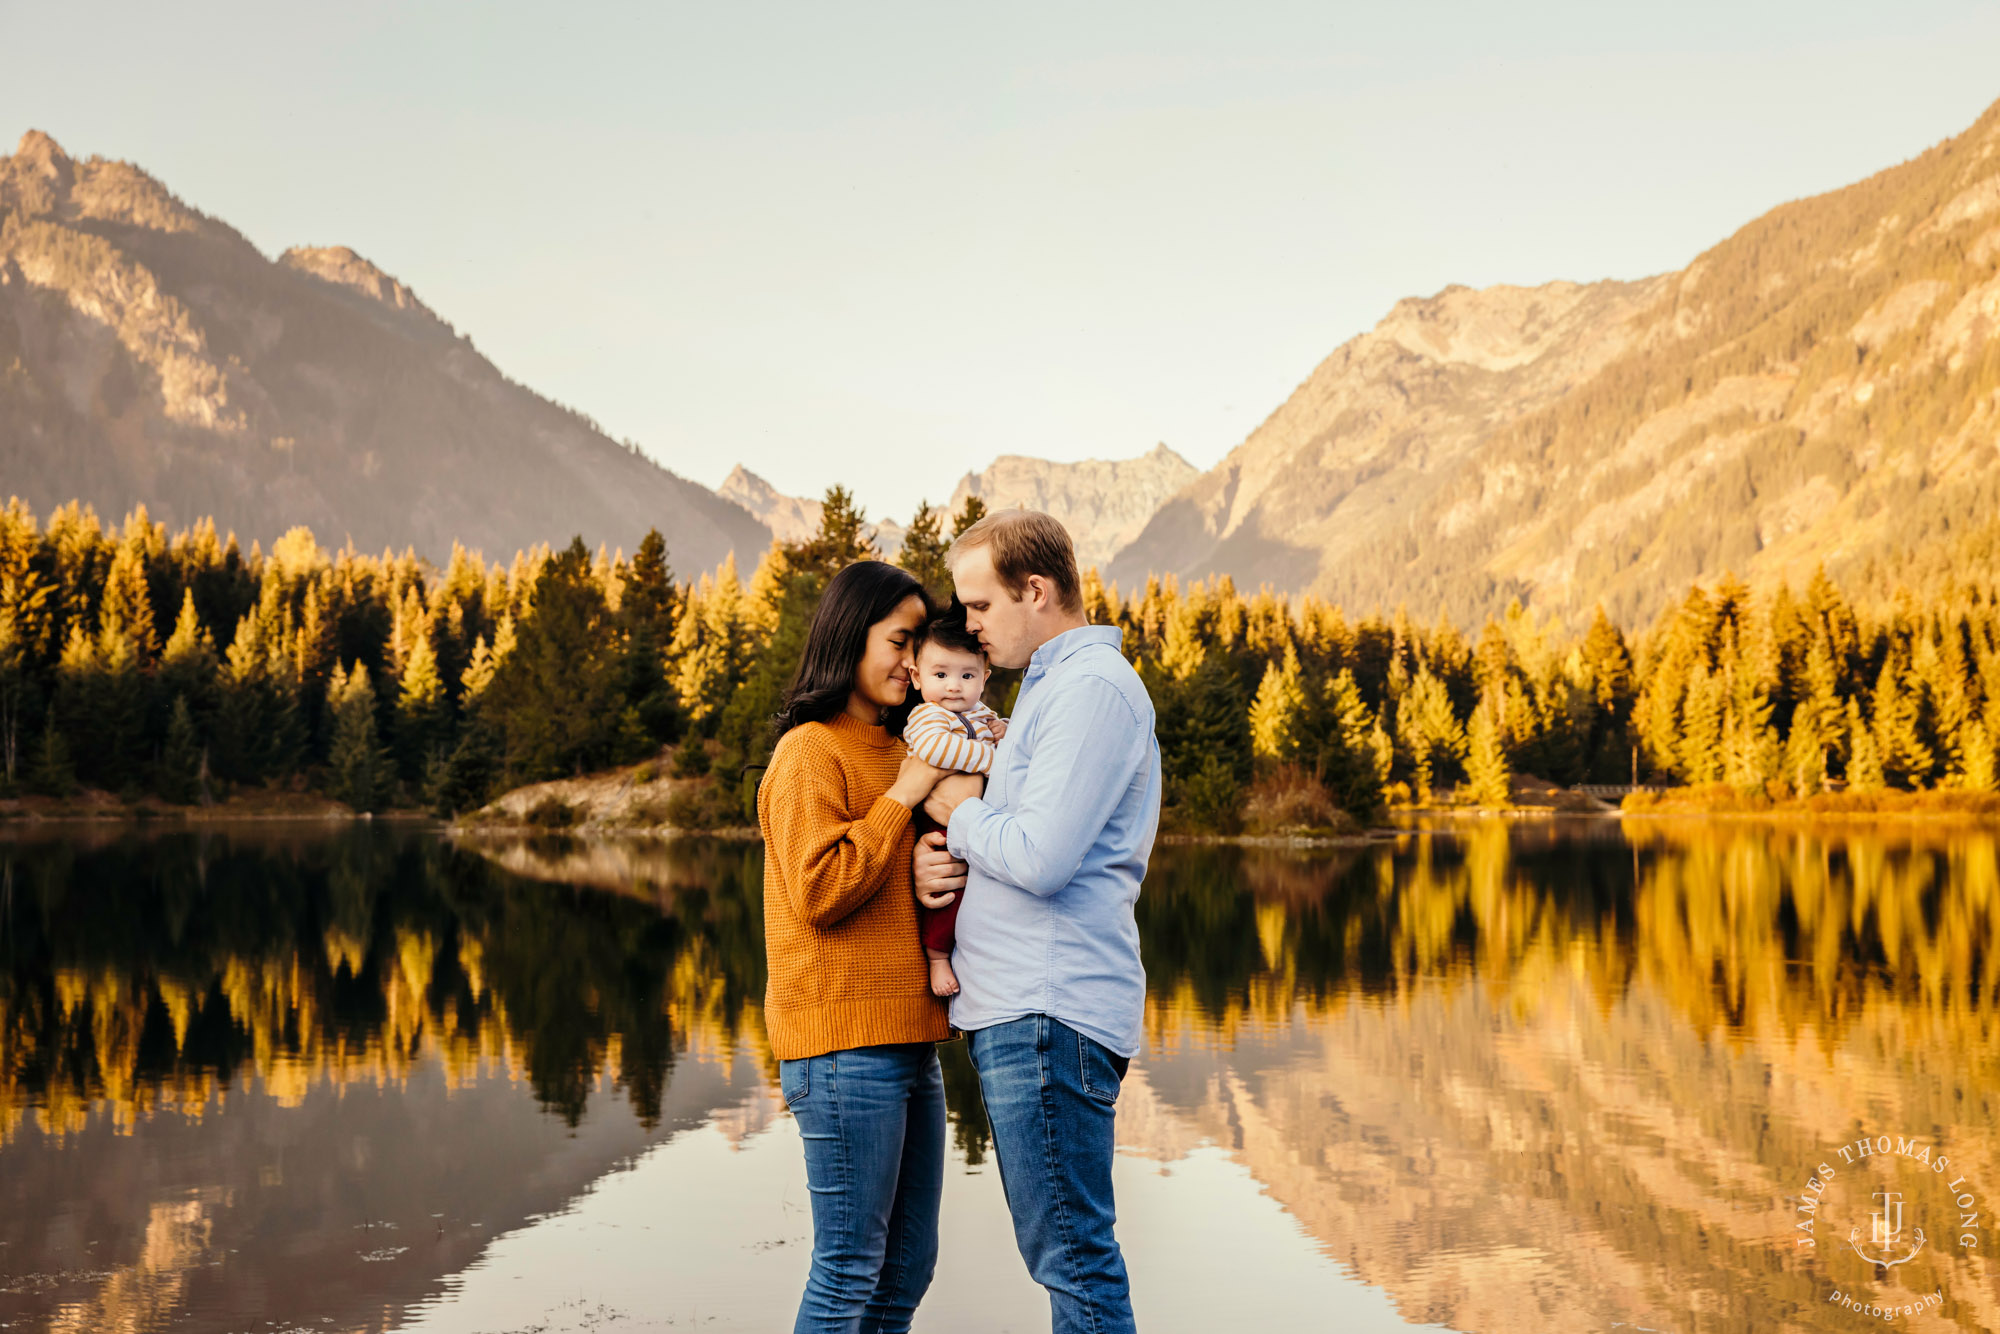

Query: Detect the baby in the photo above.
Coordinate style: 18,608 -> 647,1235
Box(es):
903,610 -> 1006,997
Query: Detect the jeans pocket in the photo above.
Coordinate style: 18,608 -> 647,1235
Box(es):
1078,1032 -> 1125,1107
779,1057 -> 810,1107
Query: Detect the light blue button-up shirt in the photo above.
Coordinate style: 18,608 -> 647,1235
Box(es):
944,624 -> 1160,1058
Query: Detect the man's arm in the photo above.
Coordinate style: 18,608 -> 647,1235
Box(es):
943,674 -> 1146,898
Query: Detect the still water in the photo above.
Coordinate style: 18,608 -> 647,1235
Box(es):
1,820 -> 1996,1333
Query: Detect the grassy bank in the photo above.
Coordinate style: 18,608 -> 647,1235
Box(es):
0,786 -> 361,823
1621,783 -> 2000,819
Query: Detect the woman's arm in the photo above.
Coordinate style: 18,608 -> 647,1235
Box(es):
765,734 -> 938,928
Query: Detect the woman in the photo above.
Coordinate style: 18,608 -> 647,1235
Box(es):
758,560 -> 954,1333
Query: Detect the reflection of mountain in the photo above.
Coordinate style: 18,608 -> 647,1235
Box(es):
0,827 -> 769,1140
0,827 -> 775,1333
1123,826 -> 2000,1334
9,824 -> 1998,1333
3,1059 -> 772,1334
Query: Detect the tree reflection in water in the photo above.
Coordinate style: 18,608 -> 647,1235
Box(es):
3,819 -> 1998,1332
0,827 -> 770,1142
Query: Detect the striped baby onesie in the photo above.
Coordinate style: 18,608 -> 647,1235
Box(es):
904,700 -> 1003,774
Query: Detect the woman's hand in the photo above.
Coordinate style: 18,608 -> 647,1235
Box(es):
887,750 -> 950,810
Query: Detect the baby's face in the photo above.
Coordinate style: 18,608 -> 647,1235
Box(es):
917,642 -> 989,713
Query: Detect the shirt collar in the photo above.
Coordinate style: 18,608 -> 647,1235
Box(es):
1025,624 -> 1122,676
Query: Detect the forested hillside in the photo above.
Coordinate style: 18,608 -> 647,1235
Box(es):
6,488 -> 1999,828
1112,96 -> 2000,629
0,131 -> 768,569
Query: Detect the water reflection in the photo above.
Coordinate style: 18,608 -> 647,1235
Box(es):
2,820 -> 1998,1332
1131,820 -> 2000,1333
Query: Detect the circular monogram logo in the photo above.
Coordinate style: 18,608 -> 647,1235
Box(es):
1793,1133 -> 1982,1321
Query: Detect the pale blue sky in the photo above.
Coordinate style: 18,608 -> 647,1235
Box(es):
6,1 -> 1999,524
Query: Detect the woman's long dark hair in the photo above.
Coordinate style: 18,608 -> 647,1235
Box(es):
773,561 -> 934,742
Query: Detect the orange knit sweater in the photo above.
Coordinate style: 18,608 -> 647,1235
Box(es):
758,711 -> 951,1060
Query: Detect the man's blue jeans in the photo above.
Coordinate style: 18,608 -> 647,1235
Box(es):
968,1015 -> 1136,1334
780,1043 -> 946,1334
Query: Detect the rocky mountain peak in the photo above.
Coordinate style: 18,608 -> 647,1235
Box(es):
718,464 -> 783,509
949,445 -> 1202,571
1112,93 -> 2000,626
12,130 -> 73,185
1,131 -> 239,243
280,245 -> 444,325
0,131 -> 768,571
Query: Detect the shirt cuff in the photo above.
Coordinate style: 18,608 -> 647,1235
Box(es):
944,796 -> 990,860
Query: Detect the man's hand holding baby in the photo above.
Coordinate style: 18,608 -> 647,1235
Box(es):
914,831 -> 966,910
923,772 -> 983,827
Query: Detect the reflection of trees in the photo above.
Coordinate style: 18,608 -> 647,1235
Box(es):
1140,821 -> 2000,1051
0,829 -> 770,1142
1130,820 -> 2000,1334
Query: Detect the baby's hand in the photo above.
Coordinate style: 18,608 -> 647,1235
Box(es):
989,717 -> 1008,740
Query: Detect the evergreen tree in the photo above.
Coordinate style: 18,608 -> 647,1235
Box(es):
1248,645 -> 1308,764
483,538 -> 635,781
896,501 -> 951,603
433,724 -> 500,817
1144,641 -> 1252,823
1845,700 -> 1886,793
1722,668 -> 1780,795
619,528 -> 681,743
327,661 -> 390,812
1872,657 -> 1934,788
623,529 -> 677,639
1959,720 -> 1997,792
671,558 -> 753,731
1395,668 -> 1465,803
1309,668 -> 1390,819
1678,662 -> 1726,785
1463,691 -> 1512,806
396,626 -> 449,779
27,715 -> 73,797
158,694 -> 203,804
159,589 -> 219,708
951,495 -> 989,540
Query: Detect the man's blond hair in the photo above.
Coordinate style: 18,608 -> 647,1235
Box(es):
947,509 -> 1083,614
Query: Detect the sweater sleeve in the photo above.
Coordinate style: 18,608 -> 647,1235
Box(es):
763,732 -> 914,929
905,703 -> 994,775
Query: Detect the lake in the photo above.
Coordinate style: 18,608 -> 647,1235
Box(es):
1,819 -> 1995,1333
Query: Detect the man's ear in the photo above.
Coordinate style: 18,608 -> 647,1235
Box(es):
1026,575 -> 1049,610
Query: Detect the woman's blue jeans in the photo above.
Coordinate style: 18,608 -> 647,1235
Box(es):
779,1042 -> 946,1334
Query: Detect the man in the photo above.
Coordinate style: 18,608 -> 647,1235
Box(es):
915,509 -> 1160,1334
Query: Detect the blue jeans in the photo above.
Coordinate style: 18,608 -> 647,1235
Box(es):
780,1043 -> 946,1334
968,1015 -> 1135,1334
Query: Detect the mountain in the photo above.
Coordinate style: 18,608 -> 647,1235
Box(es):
0,130 -> 769,570
717,464 -> 906,557
1110,96 -> 2000,626
948,442 -> 1200,571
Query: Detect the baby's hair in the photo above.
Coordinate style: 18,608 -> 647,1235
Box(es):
914,606 -> 985,662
